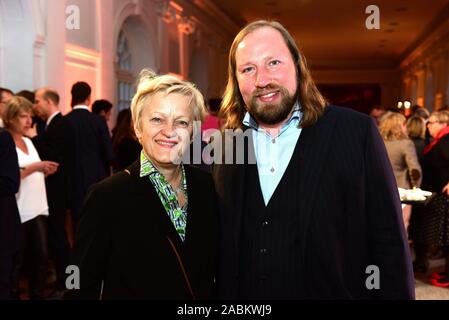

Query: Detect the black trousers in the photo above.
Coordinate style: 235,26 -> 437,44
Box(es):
0,254 -> 14,299
47,201 -> 70,290
11,215 -> 48,299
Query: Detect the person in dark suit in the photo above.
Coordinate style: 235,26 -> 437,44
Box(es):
62,82 -> 113,231
32,88 -> 70,297
420,111 -> 449,287
0,128 -> 21,299
213,20 -> 414,299
65,71 -> 216,299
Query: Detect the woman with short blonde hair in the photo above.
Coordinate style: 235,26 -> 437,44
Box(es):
5,96 -> 59,299
67,70 -> 216,300
131,70 -> 205,132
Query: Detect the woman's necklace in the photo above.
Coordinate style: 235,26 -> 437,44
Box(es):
172,167 -> 185,195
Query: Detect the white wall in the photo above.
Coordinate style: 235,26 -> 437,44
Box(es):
65,0 -> 98,50
0,0 -> 36,91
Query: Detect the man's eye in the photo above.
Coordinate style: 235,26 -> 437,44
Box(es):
241,66 -> 254,74
269,60 -> 281,67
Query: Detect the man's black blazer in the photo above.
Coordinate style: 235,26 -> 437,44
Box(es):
65,161 -> 217,299
32,113 -> 67,211
212,105 -> 415,299
62,109 -> 113,210
0,128 -> 21,256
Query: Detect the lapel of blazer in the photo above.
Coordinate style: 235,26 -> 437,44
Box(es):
182,164 -> 202,246
212,129 -> 250,261
126,161 -> 185,250
297,107 -> 335,252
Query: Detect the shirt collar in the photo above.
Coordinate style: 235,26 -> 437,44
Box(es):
140,151 -> 158,178
73,105 -> 90,111
46,111 -> 60,127
242,101 -> 301,130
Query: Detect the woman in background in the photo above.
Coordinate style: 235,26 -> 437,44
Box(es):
111,109 -> 141,172
379,111 -> 422,231
420,111 -> 449,286
406,116 -> 426,160
4,96 -> 58,299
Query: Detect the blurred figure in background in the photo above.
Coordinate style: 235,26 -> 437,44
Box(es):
4,96 -> 59,299
16,90 -> 45,137
412,106 -> 430,120
92,99 -> 113,123
33,88 -> 70,298
63,82 -> 113,231
369,105 -> 385,126
0,127 -> 21,299
201,98 -> 221,141
379,112 -> 422,231
111,109 -> 141,172
406,116 -> 427,160
419,111 -> 449,286
0,87 -> 14,128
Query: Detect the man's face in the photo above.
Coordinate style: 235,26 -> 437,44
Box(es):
235,26 -> 298,126
0,91 -> 13,117
100,109 -> 112,122
34,90 -> 49,119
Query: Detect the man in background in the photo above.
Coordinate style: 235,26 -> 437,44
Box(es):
0,88 -> 14,128
62,82 -> 113,231
33,87 -> 70,298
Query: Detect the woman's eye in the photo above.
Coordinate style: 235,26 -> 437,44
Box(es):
269,60 -> 281,67
177,120 -> 189,127
150,117 -> 162,124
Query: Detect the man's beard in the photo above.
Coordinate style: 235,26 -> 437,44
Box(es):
247,85 -> 297,125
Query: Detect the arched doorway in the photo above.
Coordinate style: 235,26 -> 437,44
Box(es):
115,15 -> 157,112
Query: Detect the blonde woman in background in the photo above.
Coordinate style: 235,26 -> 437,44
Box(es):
406,116 -> 426,160
379,111 -> 422,231
4,96 -> 59,299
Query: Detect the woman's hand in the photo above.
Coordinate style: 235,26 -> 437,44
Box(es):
443,182 -> 449,196
20,161 -> 59,179
39,161 -> 59,177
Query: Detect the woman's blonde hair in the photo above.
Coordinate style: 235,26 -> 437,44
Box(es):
130,69 -> 205,131
219,20 -> 327,130
379,111 -> 408,141
406,116 -> 426,140
4,96 -> 33,130
430,110 -> 449,125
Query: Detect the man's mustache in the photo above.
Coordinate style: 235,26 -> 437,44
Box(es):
252,84 -> 282,97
